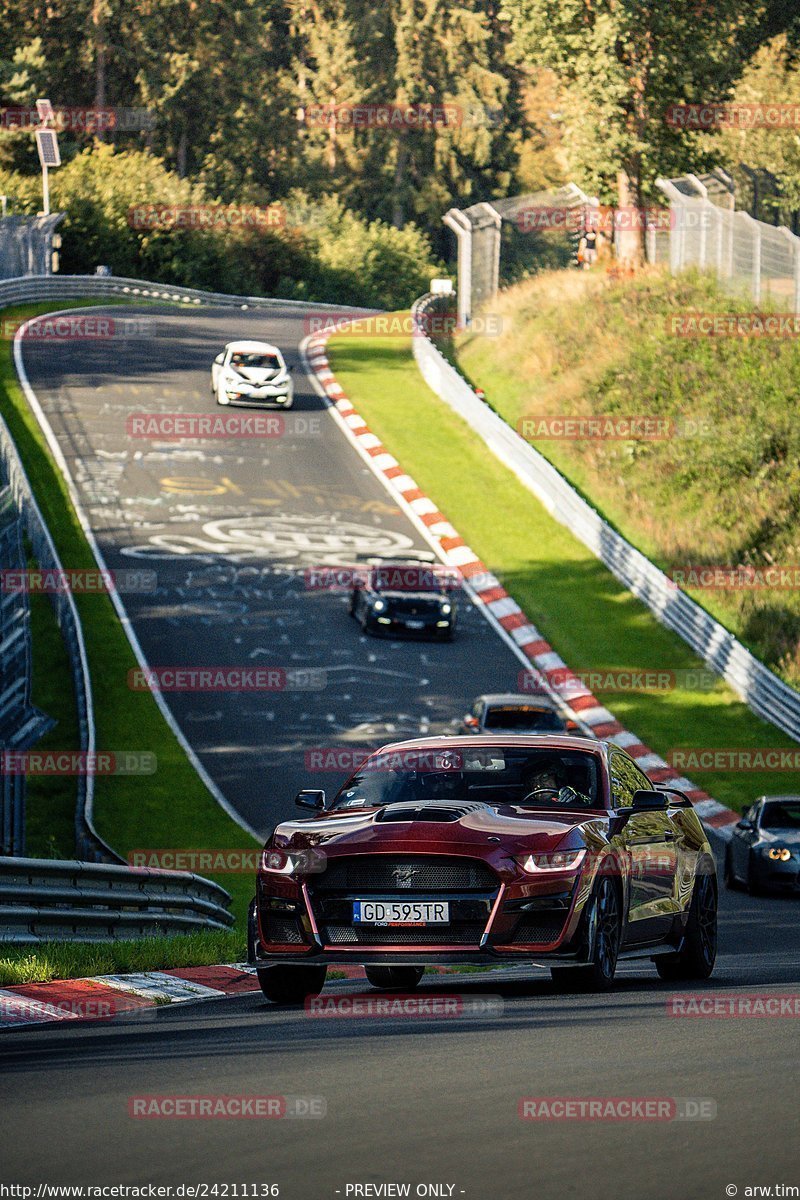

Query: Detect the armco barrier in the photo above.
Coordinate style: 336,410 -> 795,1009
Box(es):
0,273 -> 360,313
411,293 -> 800,745
0,856 -> 234,942
0,325 -> 109,861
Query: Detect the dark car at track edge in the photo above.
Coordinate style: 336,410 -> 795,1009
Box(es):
249,735 -> 718,1004
348,556 -> 457,640
725,794 -> 800,894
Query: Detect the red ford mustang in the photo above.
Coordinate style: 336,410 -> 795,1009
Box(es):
248,736 -> 717,1004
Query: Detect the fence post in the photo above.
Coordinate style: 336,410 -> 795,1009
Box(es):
698,200 -> 709,268
779,227 -> 800,313
739,213 -> 762,303
442,209 -> 472,327
676,199 -> 687,272
715,207 -> 725,282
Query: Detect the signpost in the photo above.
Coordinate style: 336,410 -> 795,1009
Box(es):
34,99 -> 61,216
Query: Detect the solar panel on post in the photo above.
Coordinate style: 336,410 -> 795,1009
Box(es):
35,129 -> 61,168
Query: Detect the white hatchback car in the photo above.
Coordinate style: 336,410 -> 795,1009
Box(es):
211,340 -> 294,408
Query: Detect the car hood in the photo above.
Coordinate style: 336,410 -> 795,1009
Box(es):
757,828 -> 800,845
378,590 -> 446,602
229,365 -> 285,384
272,802 -> 606,859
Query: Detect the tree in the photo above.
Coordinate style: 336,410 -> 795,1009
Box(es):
712,34 -> 800,216
377,0 -> 523,229
507,0 -> 759,257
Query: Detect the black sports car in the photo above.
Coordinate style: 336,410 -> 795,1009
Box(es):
348,557 -> 456,639
249,735 -> 718,1004
724,795 -> 800,894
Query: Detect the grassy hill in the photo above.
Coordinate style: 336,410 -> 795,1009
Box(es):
454,267 -> 800,689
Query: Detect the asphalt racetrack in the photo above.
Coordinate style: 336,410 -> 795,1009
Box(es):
3,303 -> 798,1199
16,303 -> 537,835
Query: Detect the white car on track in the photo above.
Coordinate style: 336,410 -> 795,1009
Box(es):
211,340 -> 294,408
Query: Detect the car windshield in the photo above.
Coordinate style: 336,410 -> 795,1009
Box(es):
760,802 -> 800,830
331,746 -> 601,811
484,705 -> 565,732
231,352 -> 281,370
370,565 -> 448,593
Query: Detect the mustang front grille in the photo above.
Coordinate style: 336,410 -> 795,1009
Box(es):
311,856 -> 499,893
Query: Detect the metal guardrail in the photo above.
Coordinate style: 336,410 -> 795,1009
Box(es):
411,293 -> 800,745
0,273 -> 361,312
0,215 -> 64,280
0,856 -> 234,943
0,479 -> 55,855
0,353 -> 110,863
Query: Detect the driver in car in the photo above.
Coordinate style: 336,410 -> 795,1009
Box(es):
521,758 -> 593,807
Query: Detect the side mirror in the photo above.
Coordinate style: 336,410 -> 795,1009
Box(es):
463,714 -> 479,730
736,818 -> 753,831
630,789 -> 669,812
295,788 -> 326,811
214,353 -> 224,365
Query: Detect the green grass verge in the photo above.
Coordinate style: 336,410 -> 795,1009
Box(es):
24,557 -> 81,858
1,300 -> 259,945
453,267 -> 800,689
326,321 -> 799,813
0,929 -> 245,986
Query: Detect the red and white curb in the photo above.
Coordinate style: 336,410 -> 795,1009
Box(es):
302,330 -> 738,837
0,964 -> 262,1029
0,963 -> 469,1030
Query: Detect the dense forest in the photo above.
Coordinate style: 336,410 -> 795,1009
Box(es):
1,0 -> 799,304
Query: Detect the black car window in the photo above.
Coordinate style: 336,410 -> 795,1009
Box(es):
370,565 -> 443,593
631,760 -> 655,794
332,747 -> 601,811
609,750 -> 642,808
232,352 -> 281,370
760,802 -> 800,830
483,706 -> 565,732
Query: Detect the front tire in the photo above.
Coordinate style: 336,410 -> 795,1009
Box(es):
257,964 -> 327,1005
655,866 -> 717,981
551,876 -> 621,992
365,966 -> 424,991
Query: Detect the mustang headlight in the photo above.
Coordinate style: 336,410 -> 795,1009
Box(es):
766,847 -> 792,862
260,848 -> 303,875
372,599 -> 387,612
440,603 -> 452,615
516,849 -> 586,873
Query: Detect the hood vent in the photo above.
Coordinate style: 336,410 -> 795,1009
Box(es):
375,802 -> 486,824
